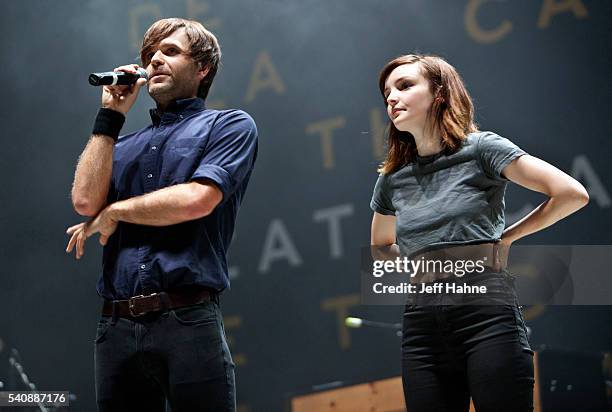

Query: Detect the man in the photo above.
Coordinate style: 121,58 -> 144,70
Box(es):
66,18 -> 257,411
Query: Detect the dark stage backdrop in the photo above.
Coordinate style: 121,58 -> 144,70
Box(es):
1,1 -> 611,410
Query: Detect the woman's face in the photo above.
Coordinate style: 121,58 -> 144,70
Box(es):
383,63 -> 434,133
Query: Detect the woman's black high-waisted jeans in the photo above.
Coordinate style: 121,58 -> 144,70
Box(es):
401,271 -> 535,412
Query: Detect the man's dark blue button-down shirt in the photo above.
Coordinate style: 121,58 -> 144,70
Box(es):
100,97 -> 258,300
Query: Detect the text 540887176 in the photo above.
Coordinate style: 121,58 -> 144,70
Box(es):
0,391 -> 69,407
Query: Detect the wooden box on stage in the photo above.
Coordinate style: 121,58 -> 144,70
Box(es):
290,376 -> 405,412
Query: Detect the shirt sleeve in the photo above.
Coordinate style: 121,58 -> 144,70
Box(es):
477,132 -> 527,181
190,110 -> 258,202
370,173 -> 396,215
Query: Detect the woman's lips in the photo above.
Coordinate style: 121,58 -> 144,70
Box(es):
392,109 -> 406,118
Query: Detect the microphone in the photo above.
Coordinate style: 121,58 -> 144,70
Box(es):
88,68 -> 148,86
345,317 -> 401,330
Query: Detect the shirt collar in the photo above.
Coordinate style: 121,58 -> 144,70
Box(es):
149,97 -> 206,127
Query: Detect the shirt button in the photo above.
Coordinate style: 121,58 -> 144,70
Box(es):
151,146 -> 157,151
140,264 -> 146,270
147,173 -> 153,178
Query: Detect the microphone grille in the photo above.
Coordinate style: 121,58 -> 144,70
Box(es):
137,67 -> 149,80
345,317 -> 363,328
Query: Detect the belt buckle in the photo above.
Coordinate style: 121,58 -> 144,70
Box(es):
128,293 -> 158,317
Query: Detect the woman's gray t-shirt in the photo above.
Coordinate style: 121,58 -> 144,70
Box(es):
370,131 -> 526,257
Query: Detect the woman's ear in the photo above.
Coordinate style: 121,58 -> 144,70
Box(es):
435,85 -> 444,102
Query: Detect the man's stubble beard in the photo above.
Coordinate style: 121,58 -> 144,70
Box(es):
148,76 -> 198,105
148,79 -> 177,104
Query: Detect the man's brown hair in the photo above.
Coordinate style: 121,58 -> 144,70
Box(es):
140,18 -> 221,100
378,54 -> 478,174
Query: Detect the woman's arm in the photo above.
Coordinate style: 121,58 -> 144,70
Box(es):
371,212 -> 396,245
370,212 -> 398,260
500,154 -> 589,245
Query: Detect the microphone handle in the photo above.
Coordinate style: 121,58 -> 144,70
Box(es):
88,71 -> 142,86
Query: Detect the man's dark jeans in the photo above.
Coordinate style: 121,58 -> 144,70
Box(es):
94,299 -> 235,412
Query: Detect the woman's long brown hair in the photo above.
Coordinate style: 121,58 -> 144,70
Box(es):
378,54 -> 478,174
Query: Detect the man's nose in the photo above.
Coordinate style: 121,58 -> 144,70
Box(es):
150,50 -> 165,67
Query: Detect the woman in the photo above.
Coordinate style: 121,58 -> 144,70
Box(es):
370,54 -> 589,412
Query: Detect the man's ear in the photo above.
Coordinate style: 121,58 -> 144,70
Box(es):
198,63 -> 210,81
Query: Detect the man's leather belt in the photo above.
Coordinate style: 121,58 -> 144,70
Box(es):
102,289 -> 213,318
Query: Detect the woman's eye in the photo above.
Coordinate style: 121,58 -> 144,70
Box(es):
400,82 -> 412,90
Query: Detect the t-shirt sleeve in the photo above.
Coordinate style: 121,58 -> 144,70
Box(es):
477,132 -> 527,181
370,173 -> 396,215
190,110 -> 258,202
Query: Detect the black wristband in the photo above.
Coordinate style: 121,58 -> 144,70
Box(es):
92,108 -> 125,141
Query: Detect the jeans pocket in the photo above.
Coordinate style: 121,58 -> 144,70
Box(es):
171,302 -> 217,326
511,305 -> 532,353
94,316 -> 111,344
